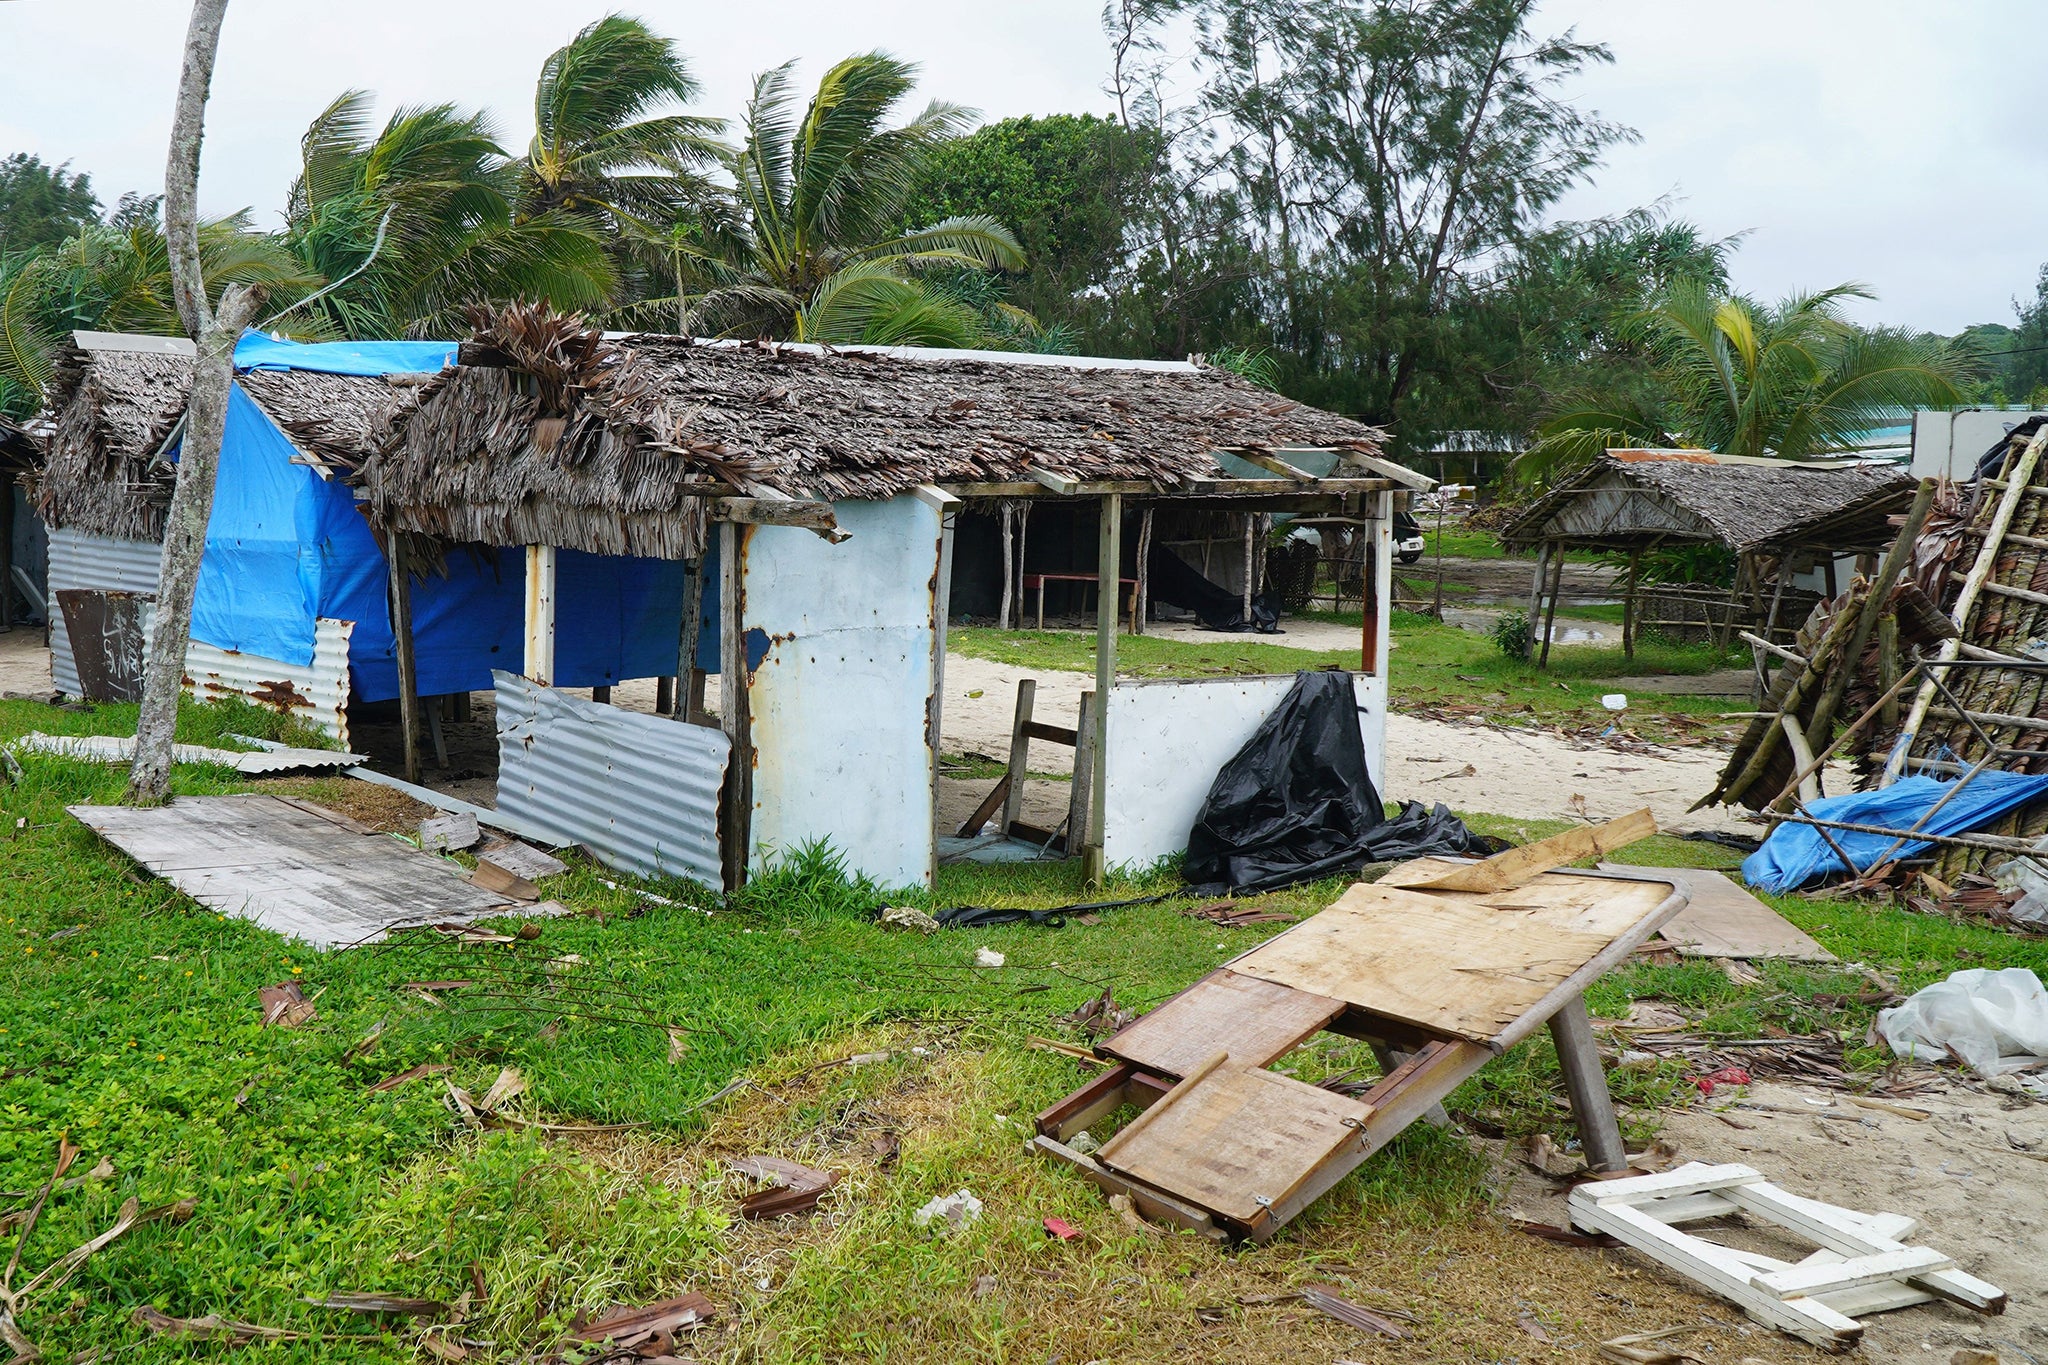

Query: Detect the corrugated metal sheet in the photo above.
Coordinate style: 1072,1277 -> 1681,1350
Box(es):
187,619 -> 352,745
47,530 -> 160,697
493,670 -> 727,886
14,731 -> 365,774
46,528 -> 352,742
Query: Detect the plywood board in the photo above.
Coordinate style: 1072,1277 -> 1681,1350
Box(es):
70,794 -> 514,947
1228,874 -> 1674,1045
1601,865 -> 1837,961
1097,1064 -> 1372,1225
1099,970 -> 1345,1078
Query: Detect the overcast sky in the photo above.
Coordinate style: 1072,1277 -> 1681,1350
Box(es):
2,0 -> 2040,335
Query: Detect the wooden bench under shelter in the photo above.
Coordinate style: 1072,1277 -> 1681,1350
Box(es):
1034,811 -> 1683,1241
1023,572 -> 1139,632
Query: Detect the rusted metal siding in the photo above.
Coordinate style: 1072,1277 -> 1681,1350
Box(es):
46,527 -> 353,741
493,670 -> 728,887
741,496 -> 943,890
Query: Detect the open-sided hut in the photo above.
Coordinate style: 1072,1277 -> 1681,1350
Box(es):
1,417 -> 46,629
1501,450 -> 1915,661
365,306 -> 1422,891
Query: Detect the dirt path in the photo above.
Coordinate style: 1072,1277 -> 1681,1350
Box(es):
0,627 -> 52,697
1500,1078 -> 2048,1363
940,651 -> 1759,834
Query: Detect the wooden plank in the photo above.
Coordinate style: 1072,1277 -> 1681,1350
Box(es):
468,859 -> 540,902
1228,875 -> 1673,1047
1094,1050 -> 1228,1162
420,812 -> 480,854
954,774 -> 1010,839
1030,1136 -> 1226,1241
1385,809 -> 1657,893
1720,1248 -> 1939,1316
1020,720 -> 1078,745
1638,1191 -> 1744,1224
1720,1182 -> 2007,1313
1603,865 -> 1836,961
1097,1063 -> 1374,1227
1098,970 -> 1345,1078
1000,680 -> 1035,836
475,838 -> 567,882
711,496 -> 843,535
1578,1162 -> 1765,1205
1751,1248 -> 1953,1301
1571,1197 -> 1864,1349
1031,468 -> 1081,495
1034,1065 -> 1134,1142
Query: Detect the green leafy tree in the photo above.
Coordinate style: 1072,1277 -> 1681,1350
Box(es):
281,91 -> 615,338
1521,282 -> 1980,478
519,14 -> 724,228
647,52 -> 1028,347
0,154 -> 102,256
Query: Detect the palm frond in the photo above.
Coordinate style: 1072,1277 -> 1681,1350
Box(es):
850,215 -> 1025,271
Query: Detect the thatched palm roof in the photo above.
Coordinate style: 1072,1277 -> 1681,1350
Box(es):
363,306 -> 1394,561
36,334 -> 433,541
1500,450 -> 1916,556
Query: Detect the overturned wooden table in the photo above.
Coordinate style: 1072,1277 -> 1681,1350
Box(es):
1035,812 -> 1685,1242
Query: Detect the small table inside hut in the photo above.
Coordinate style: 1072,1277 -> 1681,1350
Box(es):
1033,847 -> 1687,1242
1024,572 -> 1139,632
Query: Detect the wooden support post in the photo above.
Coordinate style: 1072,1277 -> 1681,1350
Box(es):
1240,512 -> 1254,622
1015,501 -> 1030,627
675,556 -> 704,723
1878,616 -> 1901,732
1001,678 -> 1036,836
452,691 -> 471,723
524,544 -> 557,686
1087,494 -> 1121,886
1549,996 -> 1628,1173
592,685 -> 611,704
0,469 -> 14,632
387,531 -> 422,785
687,668 -> 707,724
1363,490 -> 1392,675
1526,540 -> 1552,661
425,696 -> 448,769
998,501 -> 1014,631
1538,543 -> 1565,668
717,523 -> 752,889
1067,690 -> 1097,855
1135,505 -> 1153,635
1622,547 -> 1643,661
655,676 -> 674,715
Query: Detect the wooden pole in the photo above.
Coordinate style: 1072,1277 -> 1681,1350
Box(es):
1001,678 -> 1036,837
1363,490 -> 1393,674
1135,505 -> 1153,635
1015,501 -> 1030,627
1622,546 -> 1642,661
524,544 -> 557,686
1537,543 -> 1565,668
1890,448 -> 2043,782
998,501 -> 1014,631
388,531 -> 422,785
718,523 -> 751,888
1086,493 -> 1121,886
675,555 -> 704,721
1240,512 -> 1254,623
0,469 -> 14,632
1525,540 -> 1551,661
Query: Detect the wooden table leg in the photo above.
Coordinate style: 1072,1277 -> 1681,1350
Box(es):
1549,996 -> 1628,1173
1036,579 -> 1046,631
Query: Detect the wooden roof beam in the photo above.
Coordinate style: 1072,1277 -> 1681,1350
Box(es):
712,495 -> 849,543
1336,450 -> 1434,492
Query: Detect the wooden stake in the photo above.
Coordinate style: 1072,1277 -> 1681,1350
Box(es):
523,544 -> 557,686
1538,543 -> 1565,667
1087,494 -> 1121,886
675,555 -> 704,720
388,531 -> 422,786
1135,505 -> 1153,635
998,501 -> 1014,631
1526,540 -> 1552,661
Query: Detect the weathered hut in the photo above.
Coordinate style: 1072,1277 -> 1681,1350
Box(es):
364,306 -> 1422,891
1501,450 -> 1915,661
35,331 -> 686,734
1,417 -> 46,629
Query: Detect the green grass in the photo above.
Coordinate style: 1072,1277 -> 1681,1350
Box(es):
949,613 -> 1751,743
5,697 -> 2045,1360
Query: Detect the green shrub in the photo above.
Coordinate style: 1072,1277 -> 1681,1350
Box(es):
1491,610 -> 1533,659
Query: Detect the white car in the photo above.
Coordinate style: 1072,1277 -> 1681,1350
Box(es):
1394,509 -> 1426,565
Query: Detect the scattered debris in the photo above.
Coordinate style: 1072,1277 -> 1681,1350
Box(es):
364,1063 -> 451,1094
1107,1193 -> 1159,1237
468,858 -> 540,902
973,947 -> 1005,968
1184,899 -> 1294,928
727,1157 -> 836,1219
879,905 -> 941,934
1878,966 -> 2048,1076
1569,1160 -> 2007,1350
420,812 -> 480,854
305,1292 -> 449,1318
1059,986 -> 1135,1038
562,1291 -> 715,1354
341,1020 -> 386,1064
1042,1216 -> 1081,1241
1692,1066 -> 1752,1096
257,981 -> 318,1029
131,1306 -> 301,1343
1026,1036 -> 1108,1066
11,731 -> 366,774
1598,1327 -> 1703,1364
474,837 -> 567,883
912,1188 -> 983,1233
1298,1284 -> 1409,1340
666,1027 -> 688,1064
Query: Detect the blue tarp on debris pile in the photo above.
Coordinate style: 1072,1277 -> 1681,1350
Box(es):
1742,770 -> 2048,892
181,332 -> 702,701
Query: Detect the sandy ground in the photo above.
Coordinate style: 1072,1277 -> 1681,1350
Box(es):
1502,1078 -> 2048,1362
938,650 -> 1763,835
0,626 -> 52,697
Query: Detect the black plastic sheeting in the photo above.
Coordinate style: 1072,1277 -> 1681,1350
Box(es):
1146,542 -> 1281,633
1183,670 -> 1503,895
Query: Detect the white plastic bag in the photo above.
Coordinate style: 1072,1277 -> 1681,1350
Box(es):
1877,967 -> 2048,1076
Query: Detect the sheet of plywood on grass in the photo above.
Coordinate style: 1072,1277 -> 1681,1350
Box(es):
1598,865 -> 1837,961
1097,1064 -> 1373,1225
69,794 -> 512,946
1098,970 -> 1345,1078
1229,874 -> 1672,1045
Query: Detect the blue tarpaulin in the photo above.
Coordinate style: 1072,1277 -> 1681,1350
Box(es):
1743,770 -> 2048,892
181,332 -> 708,701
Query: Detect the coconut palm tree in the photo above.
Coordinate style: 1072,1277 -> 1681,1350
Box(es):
518,14 -> 725,229
1519,282 -> 1979,480
282,91 -> 616,339
643,53 -> 1029,347
0,213 -> 313,417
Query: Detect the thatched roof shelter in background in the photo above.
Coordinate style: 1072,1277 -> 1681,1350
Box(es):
1501,450 -> 1916,556
36,332 -> 436,541
364,306 -> 1402,562
0,418 -> 43,475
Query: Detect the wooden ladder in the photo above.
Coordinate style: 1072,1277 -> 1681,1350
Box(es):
954,679 -> 1096,854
